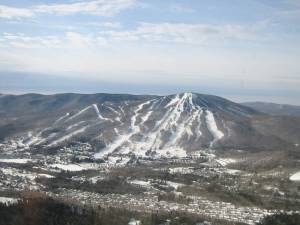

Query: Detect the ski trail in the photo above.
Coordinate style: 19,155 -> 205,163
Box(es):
205,110 -> 224,148
104,105 -> 121,116
141,110 -> 153,124
165,94 -> 201,147
195,107 -> 203,140
94,100 -> 153,158
118,105 -> 126,117
48,126 -> 89,147
131,100 -> 152,130
54,112 -> 70,124
92,104 -> 102,119
66,121 -> 86,130
143,93 -> 193,150
152,93 -> 193,149
65,104 -> 113,123
92,104 -> 113,121
66,106 -> 92,122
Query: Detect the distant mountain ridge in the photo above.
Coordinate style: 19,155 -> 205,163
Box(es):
242,102 -> 300,116
0,92 -> 299,158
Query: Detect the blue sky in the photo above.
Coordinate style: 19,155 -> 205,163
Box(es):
0,0 -> 300,104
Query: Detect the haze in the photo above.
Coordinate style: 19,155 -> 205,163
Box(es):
0,0 -> 300,104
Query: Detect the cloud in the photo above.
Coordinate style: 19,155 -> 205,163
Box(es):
0,0 -> 136,20
0,32 -> 108,49
2,33 -> 62,48
99,22 -> 258,44
65,32 -> 92,46
81,21 -> 122,28
0,5 -> 33,19
34,0 -> 136,16
0,22 -> 258,49
65,32 -> 109,47
100,22 -> 122,28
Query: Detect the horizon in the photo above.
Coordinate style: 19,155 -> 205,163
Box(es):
0,0 -> 300,104
1,89 -> 300,106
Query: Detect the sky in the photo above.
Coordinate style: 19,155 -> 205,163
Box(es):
0,0 -> 300,104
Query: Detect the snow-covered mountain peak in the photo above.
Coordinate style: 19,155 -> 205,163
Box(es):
2,92 -> 292,162
165,92 -> 197,111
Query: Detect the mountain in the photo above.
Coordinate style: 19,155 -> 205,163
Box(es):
0,92 -> 298,159
242,102 -> 300,116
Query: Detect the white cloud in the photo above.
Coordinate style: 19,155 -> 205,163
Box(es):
34,0 -> 136,16
0,32 -> 108,49
65,32 -> 92,46
0,22 -> 258,50
2,33 -> 62,48
0,0 -> 136,20
65,32 -> 109,47
81,21 -> 122,28
0,5 -> 33,19
99,22 -> 258,44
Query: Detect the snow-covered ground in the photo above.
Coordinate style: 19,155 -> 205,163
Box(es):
0,197 -> 19,205
225,169 -> 242,175
169,167 -> 194,175
0,158 -> 33,164
89,175 -> 106,184
154,148 -> 187,158
1,167 -> 37,180
0,167 -> 54,180
290,172 -> 300,181
129,179 -> 184,191
216,158 -> 237,166
37,174 -> 55,178
166,181 -> 184,190
130,180 -> 151,188
105,156 -> 131,166
49,164 -> 85,172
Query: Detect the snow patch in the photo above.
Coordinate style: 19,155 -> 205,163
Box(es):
89,176 -> 105,184
49,164 -> 85,172
290,172 -> 300,181
166,181 -> 184,190
128,218 -> 141,225
0,158 -> 33,164
216,158 -> 237,166
1,168 -> 37,180
37,174 -> 55,178
169,167 -> 194,175
0,197 -> 19,205
225,169 -> 242,175
130,180 -> 151,188
154,148 -> 187,158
